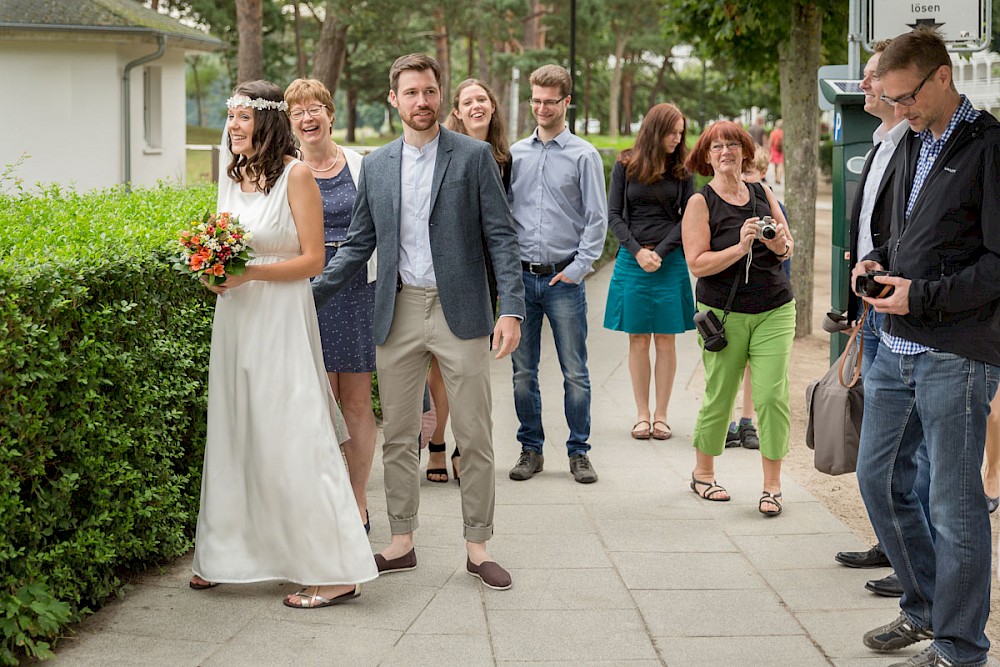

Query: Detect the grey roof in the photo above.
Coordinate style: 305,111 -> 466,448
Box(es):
0,0 -> 225,49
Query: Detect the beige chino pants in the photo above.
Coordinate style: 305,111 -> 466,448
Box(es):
375,286 -> 495,542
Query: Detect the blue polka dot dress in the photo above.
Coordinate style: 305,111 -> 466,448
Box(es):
315,167 -> 376,373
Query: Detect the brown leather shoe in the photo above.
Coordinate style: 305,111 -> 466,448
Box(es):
466,558 -> 512,590
374,548 -> 417,574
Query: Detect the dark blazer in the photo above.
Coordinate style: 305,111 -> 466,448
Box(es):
847,140 -> 898,322
313,125 -> 525,345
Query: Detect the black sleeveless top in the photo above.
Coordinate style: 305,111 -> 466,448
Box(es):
695,182 -> 793,314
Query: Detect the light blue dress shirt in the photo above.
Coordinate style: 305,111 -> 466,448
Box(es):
509,127 -> 608,284
398,133 -> 440,287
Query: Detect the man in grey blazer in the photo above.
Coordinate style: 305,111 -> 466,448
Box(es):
313,53 -> 525,590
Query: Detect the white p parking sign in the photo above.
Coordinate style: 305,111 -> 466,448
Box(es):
865,0 -> 991,51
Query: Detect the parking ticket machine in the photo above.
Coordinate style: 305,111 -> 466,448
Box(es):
819,78 -> 879,361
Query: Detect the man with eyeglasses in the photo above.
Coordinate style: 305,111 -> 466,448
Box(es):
507,64 -> 608,484
851,27 -> 1000,667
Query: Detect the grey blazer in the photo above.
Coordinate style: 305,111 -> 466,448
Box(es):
313,125 -> 525,345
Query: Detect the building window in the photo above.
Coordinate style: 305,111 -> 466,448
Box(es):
143,66 -> 162,149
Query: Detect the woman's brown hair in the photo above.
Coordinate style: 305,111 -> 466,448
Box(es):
226,80 -> 297,195
684,120 -> 755,177
444,78 -> 510,165
617,103 -> 689,184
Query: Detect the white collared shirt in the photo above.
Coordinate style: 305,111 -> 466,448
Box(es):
398,133 -> 440,287
856,120 -> 909,262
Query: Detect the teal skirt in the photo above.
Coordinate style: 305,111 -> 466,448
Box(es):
603,246 -> 696,334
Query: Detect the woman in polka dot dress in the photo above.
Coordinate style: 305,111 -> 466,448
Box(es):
286,78 -> 377,534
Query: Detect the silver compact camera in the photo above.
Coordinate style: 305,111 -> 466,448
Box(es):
756,216 -> 777,241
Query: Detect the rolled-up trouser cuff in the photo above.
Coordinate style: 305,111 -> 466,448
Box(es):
463,524 -> 494,543
389,515 -> 419,535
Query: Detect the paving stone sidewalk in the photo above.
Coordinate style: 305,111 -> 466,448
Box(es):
53,257 -> 979,667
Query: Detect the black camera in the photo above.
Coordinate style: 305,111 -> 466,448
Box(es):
756,216 -> 777,241
693,310 -> 727,352
854,270 -> 895,298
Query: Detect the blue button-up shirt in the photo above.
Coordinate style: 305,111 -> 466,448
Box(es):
881,95 -> 980,355
508,127 -> 608,284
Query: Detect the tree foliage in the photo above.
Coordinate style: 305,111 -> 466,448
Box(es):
663,0 -> 849,337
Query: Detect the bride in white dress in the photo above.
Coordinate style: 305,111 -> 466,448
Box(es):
189,80 -> 378,608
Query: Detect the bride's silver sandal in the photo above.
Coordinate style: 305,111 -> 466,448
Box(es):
283,584 -> 361,609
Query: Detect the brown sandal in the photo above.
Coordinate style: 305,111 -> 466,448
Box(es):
652,421 -> 672,440
631,420 -> 652,440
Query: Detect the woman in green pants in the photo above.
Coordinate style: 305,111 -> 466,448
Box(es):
680,121 -> 796,516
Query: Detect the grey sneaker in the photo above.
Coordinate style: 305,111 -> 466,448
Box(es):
888,646 -> 954,667
509,450 -> 544,481
724,423 -> 741,448
569,454 -> 598,484
863,612 -> 933,652
738,422 -> 760,449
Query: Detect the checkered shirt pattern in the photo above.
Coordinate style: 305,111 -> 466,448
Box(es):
882,95 -> 980,355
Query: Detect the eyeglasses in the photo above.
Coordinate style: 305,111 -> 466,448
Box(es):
708,141 -> 741,153
880,68 -> 937,107
528,95 -> 567,108
289,104 -> 328,121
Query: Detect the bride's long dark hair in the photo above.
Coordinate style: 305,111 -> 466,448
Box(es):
226,80 -> 297,194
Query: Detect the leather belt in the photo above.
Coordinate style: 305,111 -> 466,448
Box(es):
640,244 -> 657,250
521,254 -> 576,276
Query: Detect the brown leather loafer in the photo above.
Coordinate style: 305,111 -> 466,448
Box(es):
374,548 -> 417,574
466,558 -> 512,590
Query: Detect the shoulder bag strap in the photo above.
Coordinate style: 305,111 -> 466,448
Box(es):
838,301 -> 868,388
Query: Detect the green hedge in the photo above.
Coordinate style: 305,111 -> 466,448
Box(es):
0,183 -> 216,664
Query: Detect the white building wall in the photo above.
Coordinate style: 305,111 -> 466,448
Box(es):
0,40 -> 121,192
124,46 -> 188,189
0,38 -> 190,193
952,51 -> 1000,118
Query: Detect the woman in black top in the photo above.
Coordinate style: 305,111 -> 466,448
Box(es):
604,103 -> 696,442
421,79 -> 511,483
681,121 -> 795,516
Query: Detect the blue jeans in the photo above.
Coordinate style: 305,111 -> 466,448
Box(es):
511,273 -> 591,457
856,346 -> 999,666
860,311 -> 933,536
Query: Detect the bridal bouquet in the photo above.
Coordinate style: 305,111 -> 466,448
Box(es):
174,211 -> 253,286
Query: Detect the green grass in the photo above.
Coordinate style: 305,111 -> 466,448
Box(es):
186,125 -> 223,145
183,127 -> 670,184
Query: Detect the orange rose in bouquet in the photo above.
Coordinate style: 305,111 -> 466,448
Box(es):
174,211 -> 253,286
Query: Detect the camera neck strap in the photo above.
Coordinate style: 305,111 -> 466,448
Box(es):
721,183 -> 758,324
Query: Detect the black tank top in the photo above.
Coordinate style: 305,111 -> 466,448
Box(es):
695,182 -> 793,314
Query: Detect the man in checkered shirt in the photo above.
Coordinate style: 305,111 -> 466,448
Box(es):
850,27 -> 1000,667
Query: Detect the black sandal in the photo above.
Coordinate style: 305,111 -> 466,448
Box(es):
451,447 -> 461,484
759,491 -> 783,517
690,474 -> 730,502
426,442 -> 449,483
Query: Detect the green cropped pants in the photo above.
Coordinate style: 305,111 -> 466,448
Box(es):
693,300 -> 796,460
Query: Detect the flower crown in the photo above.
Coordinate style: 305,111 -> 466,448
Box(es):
226,96 -> 289,112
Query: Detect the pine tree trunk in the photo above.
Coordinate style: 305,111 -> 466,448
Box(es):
608,32 -> 628,140
235,0 -> 263,83
292,2 -> 306,78
778,1 -> 823,338
433,7 -> 451,121
312,11 -> 348,97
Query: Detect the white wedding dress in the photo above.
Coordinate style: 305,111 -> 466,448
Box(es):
191,156 -> 378,586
